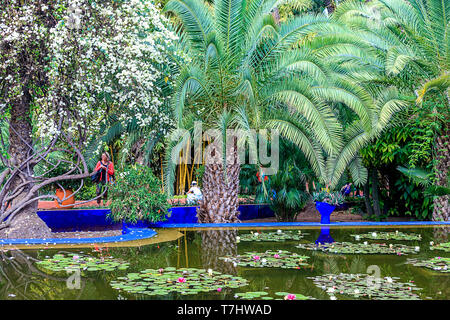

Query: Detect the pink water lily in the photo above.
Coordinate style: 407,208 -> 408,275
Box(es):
158,268 -> 164,273
253,255 -> 260,261
177,277 -> 186,283
284,294 -> 296,300
217,288 -> 222,292
273,254 -> 280,258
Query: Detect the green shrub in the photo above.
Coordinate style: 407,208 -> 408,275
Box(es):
108,165 -> 169,223
257,161 -> 310,222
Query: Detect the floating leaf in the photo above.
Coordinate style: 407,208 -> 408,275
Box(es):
296,242 -> 418,255
110,267 -> 248,296
308,273 -> 422,300
220,250 -> 311,269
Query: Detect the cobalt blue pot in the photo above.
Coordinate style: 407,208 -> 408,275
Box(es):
315,201 -> 336,224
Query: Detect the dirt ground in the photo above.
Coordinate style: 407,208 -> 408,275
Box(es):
51,229 -> 122,239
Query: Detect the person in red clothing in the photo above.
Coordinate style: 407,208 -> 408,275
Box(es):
94,152 -> 115,206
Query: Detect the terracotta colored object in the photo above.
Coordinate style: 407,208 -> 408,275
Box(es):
54,188 -> 75,209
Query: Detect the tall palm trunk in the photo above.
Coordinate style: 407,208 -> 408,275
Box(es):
432,130 -> 449,221
197,143 -> 240,223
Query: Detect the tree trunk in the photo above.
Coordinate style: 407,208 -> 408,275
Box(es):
200,230 -> 237,275
363,181 -> 374,216
371,168 -> 382,218
432,131 -> 449,221
0,84 -> 52,239
197,142 -> 240,223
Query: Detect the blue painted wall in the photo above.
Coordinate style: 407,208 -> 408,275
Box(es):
37,204 -> 275,230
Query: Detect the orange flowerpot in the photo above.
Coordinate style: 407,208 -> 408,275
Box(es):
55,188 -> 75,209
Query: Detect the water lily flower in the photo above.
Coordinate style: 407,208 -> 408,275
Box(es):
261,258 -> 267,263
354,289 -> 360,294
327,287 -> 335,293
277,230 -> 282,234
158,268 -> 164,273
254,232 -> 259,237
207,268 -> 213,276
73,255 -> 79,260
177,277 -> 186,283
430,241 -> 434,246
414,246 -> 420,251
217,288 -> 222,292
355,235 -> 360,241
363,241 -> 368,245
371,232 -> 377,237
284,294 -> 296,300
330,296 -> 337,300
385,277 -> 393,283
253,255 -> 260,261
273,254 -> 280,258
233,262 -> 237,267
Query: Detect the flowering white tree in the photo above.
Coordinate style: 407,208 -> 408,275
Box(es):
0,0 -> 180,238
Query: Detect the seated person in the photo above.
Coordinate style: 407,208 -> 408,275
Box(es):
187,181 -> 203,204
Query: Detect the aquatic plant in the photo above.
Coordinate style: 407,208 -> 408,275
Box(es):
296,242 -> 418,255
110,267 -> 248,296
36,253 -> 130,272
308,273 -> 422,300
430,242 -> 450,252
350,231 -> 422,241
237,230 -> 308,242
406,257 -> 450,273
220,250 -> 310,269
234,291 -> 313,300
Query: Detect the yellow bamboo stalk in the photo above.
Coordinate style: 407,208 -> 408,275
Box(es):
184,230 -> 188,267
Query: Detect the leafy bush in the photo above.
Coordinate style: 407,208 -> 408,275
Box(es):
108,165 -> 169,223
257,161 -> 310,222
312,190 -> 344,206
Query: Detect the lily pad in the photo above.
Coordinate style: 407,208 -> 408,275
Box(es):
308,273 -> 422,300
406,257 -> 450,273
296,242 -> 418,255
36,253 -> 130,272
237,230 -> 308,242
219,250 -> 310,269
110,267 -> 248,296
235,291 -> 313,300
430,242 -> 450,253
351,231 -> 421,241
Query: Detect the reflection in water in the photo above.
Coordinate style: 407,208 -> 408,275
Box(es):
315,226 -> 335,244
0,249 -> 89,299
433,226 -> 448,243
200,229 -> 238,274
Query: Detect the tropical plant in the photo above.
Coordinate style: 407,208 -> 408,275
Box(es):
258,160 -> 310,221
163,0 -> 407,223
333,0 -> 449,220
312,190 -> 344,206
108,165 -> 169,223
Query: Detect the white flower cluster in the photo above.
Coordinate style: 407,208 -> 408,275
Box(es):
1,0 -> 182,143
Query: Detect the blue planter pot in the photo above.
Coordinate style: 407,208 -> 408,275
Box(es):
315,201 -> 336,224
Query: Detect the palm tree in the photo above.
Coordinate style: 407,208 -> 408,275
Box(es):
333,0 -> 449,220
163,0 -> 407,223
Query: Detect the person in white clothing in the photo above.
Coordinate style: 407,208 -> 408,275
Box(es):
187,181 -> 203,204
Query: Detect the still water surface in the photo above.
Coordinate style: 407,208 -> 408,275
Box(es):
0,226 -> 448,300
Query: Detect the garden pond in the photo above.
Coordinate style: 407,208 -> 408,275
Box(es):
0,226 -> 448,300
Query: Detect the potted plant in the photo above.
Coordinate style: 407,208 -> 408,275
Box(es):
312,190 -> 344,224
